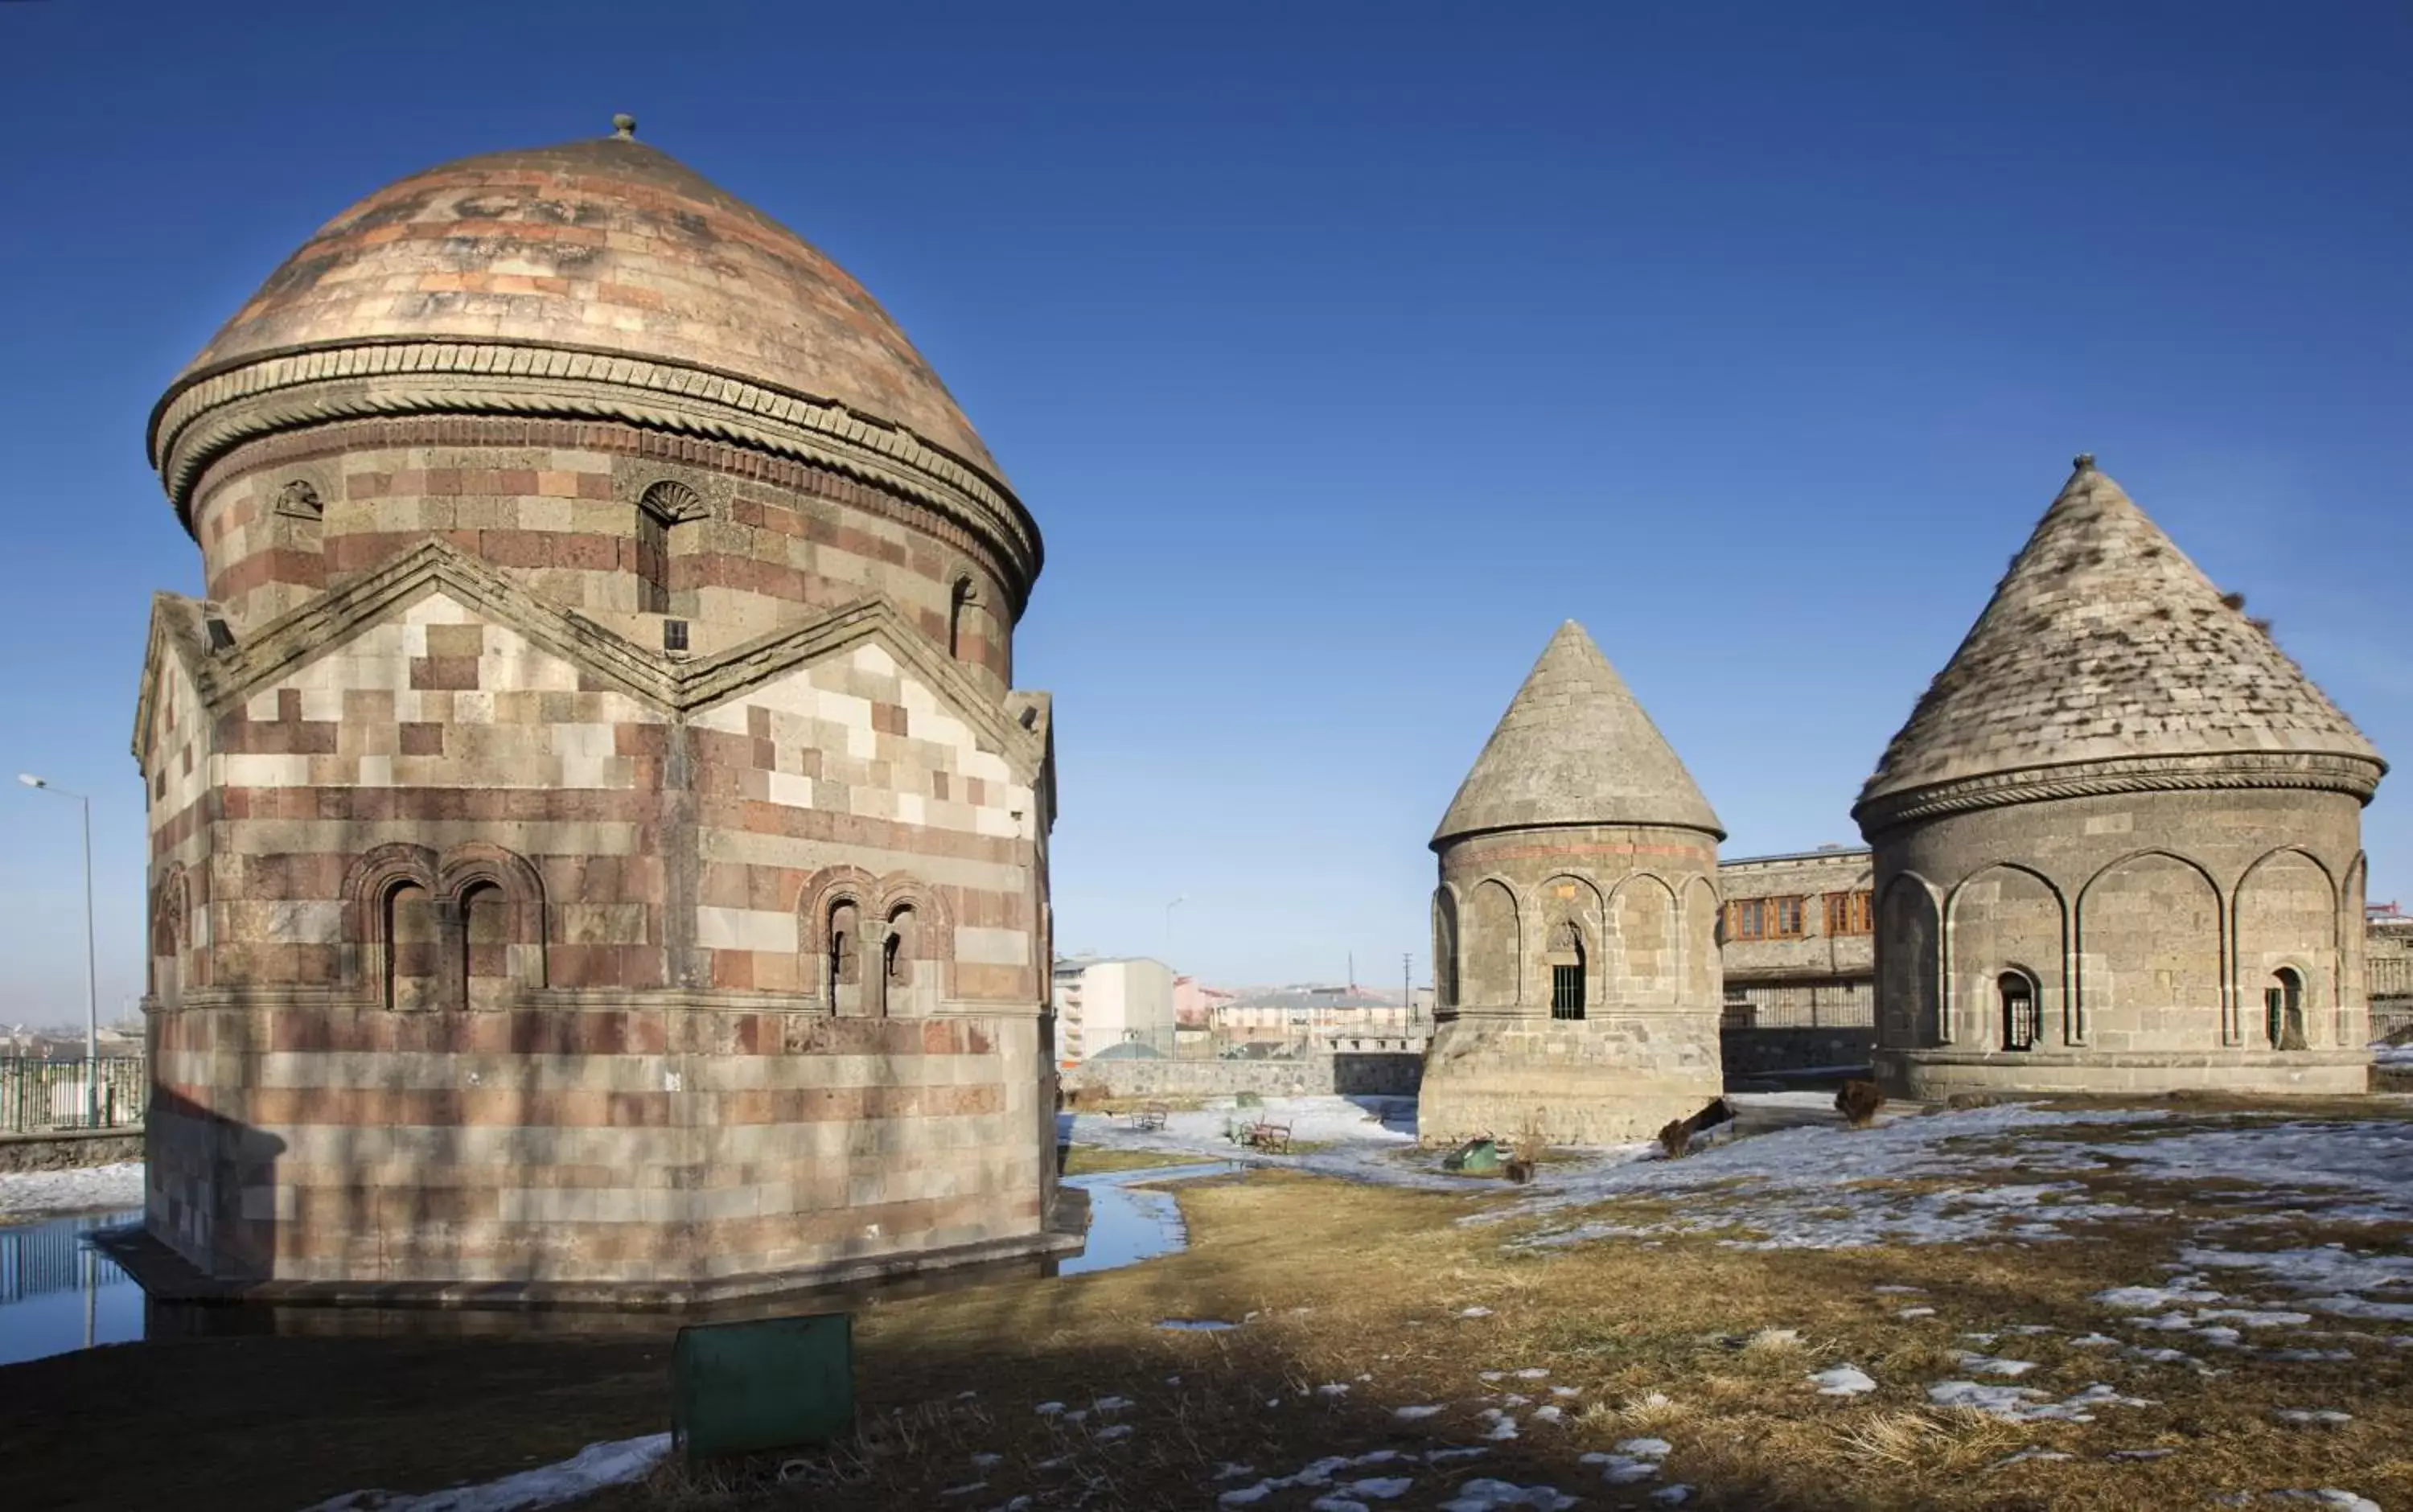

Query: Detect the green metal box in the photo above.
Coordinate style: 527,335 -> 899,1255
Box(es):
671,1312 -> 855,1461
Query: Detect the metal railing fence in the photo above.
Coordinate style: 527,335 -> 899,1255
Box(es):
0,1056 -> 147,1134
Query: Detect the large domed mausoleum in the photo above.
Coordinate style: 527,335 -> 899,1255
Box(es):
131,120 -> 1066,1301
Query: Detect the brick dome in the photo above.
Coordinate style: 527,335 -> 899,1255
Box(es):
148,124 -> 1030,583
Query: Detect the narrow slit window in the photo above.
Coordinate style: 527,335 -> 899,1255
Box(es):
2000,972 -> 2038,1051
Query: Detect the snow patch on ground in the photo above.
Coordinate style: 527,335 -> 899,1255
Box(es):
1503,1105 -> 2172,1250
300,1434 -> 670,1512
1809,1366 -> 1877,1396
0,1161 -> 143,1221
1440,1482 -> 1576,1512
2178,1246 -> 2413,1322
1927,1381 -> 2154,1424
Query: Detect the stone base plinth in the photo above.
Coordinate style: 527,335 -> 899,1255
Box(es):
1416,1015 -> 1724,1147
1878,1047 -> 2371,1101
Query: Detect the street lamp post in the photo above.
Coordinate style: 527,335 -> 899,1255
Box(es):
18,774 -> 100,1128
1164,894 -> 1186,960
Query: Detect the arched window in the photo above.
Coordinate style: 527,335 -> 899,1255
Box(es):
1548,919 -> 1587,1021
460,881 -> 510,1011
384,881 -> 439,1012
880,904 -> 919,1016
1999,971 -> 2038,1052
828,899 -> 861,1015
638,480 -> 705,615
2266,968 -> 2307,1050
948,577 -> 977,662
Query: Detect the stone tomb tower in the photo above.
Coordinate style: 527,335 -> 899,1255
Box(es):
1852,458 -> 2386,1099
133,123 -> 1063,1300
1421,622 -> 1726,1145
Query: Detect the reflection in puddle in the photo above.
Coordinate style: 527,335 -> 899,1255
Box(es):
1155,1318 -> 1239,1331
1058,1163 -> 1233,1278
2,1165 -> 1234,1364
0,1210 -> 144,1367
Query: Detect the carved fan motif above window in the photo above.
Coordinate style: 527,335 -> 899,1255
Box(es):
639,478 -> 707,525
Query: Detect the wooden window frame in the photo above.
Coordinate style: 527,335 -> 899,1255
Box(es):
1823,890 -> 1874,937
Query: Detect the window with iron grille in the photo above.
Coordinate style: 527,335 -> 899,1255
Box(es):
2000,972 -> 2038,1051
1551,964 -> 1585,1020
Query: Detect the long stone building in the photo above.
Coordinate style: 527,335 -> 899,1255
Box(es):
1852,458 -> 2385,1099
1421,622 -> 1725,1144
1716,845 -> 1875,1075
132,121 -> 1064,1300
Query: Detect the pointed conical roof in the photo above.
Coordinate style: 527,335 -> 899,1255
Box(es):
1857,458 -> 2383,814
1433,622 -> 1723,846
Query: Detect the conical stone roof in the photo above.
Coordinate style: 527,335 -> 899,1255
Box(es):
1433,622 -> 1723,846
1856,458 -> 2384,822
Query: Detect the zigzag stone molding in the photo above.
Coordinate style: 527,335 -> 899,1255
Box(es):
148,339 -> 1042,593
1853,749 -> 2387,835
134,539 -> 1046,782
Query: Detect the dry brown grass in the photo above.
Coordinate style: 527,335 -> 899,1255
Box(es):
1057,1144 -> 1206,1176
16,1099 -> 2408,1511
575,1133 -> 2413,1512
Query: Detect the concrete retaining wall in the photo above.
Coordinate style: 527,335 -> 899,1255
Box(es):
1722,1026 -> 1877,1079
0,1129 -> 145,1173
1067,1052 -> 1422,1100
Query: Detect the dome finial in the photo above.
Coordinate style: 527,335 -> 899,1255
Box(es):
610,113 -> 637,140
2073,451 -> 2096,472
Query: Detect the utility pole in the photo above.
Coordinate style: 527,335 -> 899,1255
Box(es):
1404,952 -> 1413,1026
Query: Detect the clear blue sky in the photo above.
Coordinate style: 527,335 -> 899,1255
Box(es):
2,1 -> 2407,1018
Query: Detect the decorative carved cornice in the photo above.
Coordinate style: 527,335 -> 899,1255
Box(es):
1852,749 -> 2387,836
149,338 -> 1042,598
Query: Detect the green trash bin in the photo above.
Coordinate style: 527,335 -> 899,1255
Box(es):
672,1312 -> 855,1461
1442,1137 -> 1502,1175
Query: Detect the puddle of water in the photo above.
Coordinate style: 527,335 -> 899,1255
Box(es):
1058,1163 -> 1233,1278
2,1164 -> 1235,1362
1156,1318 -> 1239,1331
0,1210 -> 145,1366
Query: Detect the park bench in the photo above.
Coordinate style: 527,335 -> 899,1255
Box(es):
1132,1102 -> 1170,1132
1242,1120 -> 1293,1154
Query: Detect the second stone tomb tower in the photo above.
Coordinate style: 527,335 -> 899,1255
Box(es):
1421,622 -> 1726,1145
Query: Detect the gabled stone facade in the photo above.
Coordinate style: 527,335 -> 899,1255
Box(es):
1421,622 -> 1725,1145
132,126 -> 1063,1301
1853,459 -> 2386,1099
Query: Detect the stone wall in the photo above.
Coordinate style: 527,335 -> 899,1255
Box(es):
1718,849 -> 1875,988
1869,787 -> 2370,1098
1721,1026 -> 1876,1080
138,464 -> 1059,1299
190,418 -> 1017,694
1424,822 -> 1724,1144
149,1009 -> 1048,1294
1065,1050 -> 1423,1101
